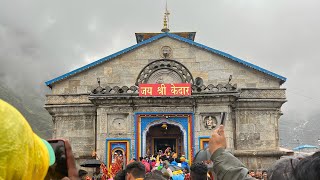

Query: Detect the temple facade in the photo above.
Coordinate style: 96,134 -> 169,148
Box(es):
45,31 -> 287,170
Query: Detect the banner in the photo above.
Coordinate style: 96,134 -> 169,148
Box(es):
139,83 -> 191,96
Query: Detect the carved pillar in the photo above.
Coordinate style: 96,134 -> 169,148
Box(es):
95,106 -> 133,163
234,88 -> 286,169
45,94 -> 96,161
234,110 -> 280,150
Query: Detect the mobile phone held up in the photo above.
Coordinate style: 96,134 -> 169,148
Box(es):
45,139 -> 68,180
221,112 -> 226,125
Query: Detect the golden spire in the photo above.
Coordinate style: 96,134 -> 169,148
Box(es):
161,0 -> 170,32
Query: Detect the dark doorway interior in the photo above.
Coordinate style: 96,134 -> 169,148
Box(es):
146,123 -> 183,155
154,138 -> 176,153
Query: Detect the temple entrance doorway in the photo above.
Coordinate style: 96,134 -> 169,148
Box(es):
154,138 -> 176,154
146,123 -> 183,156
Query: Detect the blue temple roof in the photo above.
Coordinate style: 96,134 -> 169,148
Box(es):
45,32 -> 286,87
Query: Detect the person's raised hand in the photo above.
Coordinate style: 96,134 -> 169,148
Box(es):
208,125 -> 227,155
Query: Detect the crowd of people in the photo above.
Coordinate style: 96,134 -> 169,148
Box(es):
248,170 -> 267,180
82,147 -> 194,180
82,124 -> 320,180
1,99 -> 320,180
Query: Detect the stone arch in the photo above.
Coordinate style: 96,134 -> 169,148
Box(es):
112,148 -> 124,156
111,148 -> 126,165
142,118 -> 187,157
135,59 -> 194,85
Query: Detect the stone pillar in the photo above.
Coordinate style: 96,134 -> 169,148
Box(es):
234,88 -> 286,169
234,110 -> 281,150
45,94 -> 96,163
46,105 -> 96,160
96,106 -> 134,163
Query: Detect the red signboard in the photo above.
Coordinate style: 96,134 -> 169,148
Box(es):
139,83 -> 191,96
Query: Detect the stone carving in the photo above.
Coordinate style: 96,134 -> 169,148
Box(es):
99,107 -> 133,114
46,94 -> 91,104
160,46 -> 173,58
237,111 -> 279,117
108,114 -> 128,132
90,83 -> 237,95
203,116 -> 218,130
92,85 -> 138,94
111,118 -> 126,131
91,64 -> 237,95
149,69 -> 182,84
192,83 -> 237,93
45,105 -> 96,116
135,59 -> 194,85
240,89 -> 286,99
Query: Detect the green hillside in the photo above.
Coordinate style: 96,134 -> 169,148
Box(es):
0,83 -> 52,138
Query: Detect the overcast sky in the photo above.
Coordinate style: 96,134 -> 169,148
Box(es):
1,0 -> 320,140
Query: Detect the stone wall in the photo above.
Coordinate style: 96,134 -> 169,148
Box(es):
45,36 -> 286,170
234,89 -> 286,151
232,88 -> 286,169
194,104 -> 234,152
235,110 -> 280,150
237,156 -> 281,170
96,106 -> 134,162
45,89 -> 286,169
45,98 -> 96,159
50,37 -> 281,95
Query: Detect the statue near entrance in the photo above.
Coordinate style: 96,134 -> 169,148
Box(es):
203,116 -> 217,130
110,152 -> 124,177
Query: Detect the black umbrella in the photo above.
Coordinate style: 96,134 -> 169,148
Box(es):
78,169 -> 88,177
80,159 -> 101,168
193,148 -> 213,170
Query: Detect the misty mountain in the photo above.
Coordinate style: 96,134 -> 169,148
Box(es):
0,82 -> 52,139
280,112 -> 320,149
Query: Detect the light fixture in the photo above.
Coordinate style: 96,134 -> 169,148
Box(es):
161,122 -> 168,130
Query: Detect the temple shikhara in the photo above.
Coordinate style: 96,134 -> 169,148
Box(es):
45,7 -> 287,170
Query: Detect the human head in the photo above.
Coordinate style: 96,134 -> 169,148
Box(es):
268,151 -> 320,180
125,161 -> 146,180
249,170 -> 255,177
114,170 -> 126,180
78,169 -> 88,180
262,170 -> 267,179
293,151 -> 320,180
152,170 -> 163,177
268,157 -> 299,180
180,156 -> 186,162
183,167 -> 189,173
193,149 -> 211,162
144,171 -> 166,180
0,99 -> 55,180
255,169 -> 262,178
193,149 -> 213,171
190,162 -> 208,180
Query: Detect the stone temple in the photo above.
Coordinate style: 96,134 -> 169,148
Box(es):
45,27 -> 287,169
